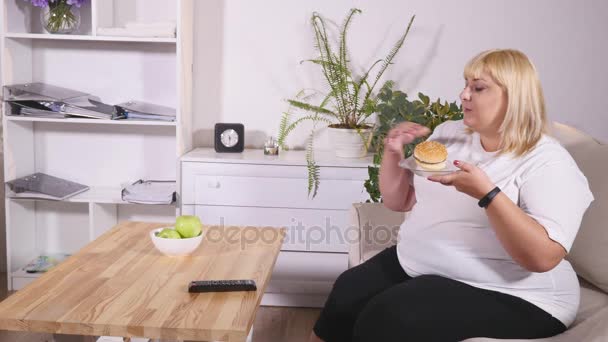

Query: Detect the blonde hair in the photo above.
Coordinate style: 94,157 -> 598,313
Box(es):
463,49 -> 548,156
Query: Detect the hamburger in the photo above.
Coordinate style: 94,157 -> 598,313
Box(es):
413,141 -> 448,171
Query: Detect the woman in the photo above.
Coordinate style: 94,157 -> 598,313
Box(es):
310,49 -> 594,342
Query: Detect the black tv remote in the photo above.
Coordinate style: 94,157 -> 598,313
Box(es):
188,279 -> 257,293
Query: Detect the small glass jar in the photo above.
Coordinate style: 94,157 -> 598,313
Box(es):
264,136 -> 279,155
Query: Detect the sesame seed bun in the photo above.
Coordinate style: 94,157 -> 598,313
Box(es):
413,141 -> 448,171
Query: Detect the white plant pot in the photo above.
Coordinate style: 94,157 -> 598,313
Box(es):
327,126 -> 372,158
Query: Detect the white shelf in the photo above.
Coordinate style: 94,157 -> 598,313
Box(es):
5,115 -> 177,126
4,33 -> 176,43
71,187 -> 176,205
8,186 -> 177,205
70,187 -> 125,203
11,269 -> 41,290
12,268 -> 40,279
1,0 -> 194,291
182,148 -> 374,168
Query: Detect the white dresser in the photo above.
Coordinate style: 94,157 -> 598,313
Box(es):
180,148 -> 372,307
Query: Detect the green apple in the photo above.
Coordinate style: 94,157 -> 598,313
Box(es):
175,215 -> 202,238
157,228 -> 181,239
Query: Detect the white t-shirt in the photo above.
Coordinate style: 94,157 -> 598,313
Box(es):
396,120 -> 594,327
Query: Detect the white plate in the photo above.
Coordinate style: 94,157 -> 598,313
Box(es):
398,157 -> 458,177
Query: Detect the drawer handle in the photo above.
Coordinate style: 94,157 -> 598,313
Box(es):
208,180 -> 221,188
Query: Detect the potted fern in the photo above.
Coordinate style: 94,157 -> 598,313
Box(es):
278,8 -> 415,197
364,81 -> 464,202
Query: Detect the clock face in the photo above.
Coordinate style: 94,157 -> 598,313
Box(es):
220,129 -> 239,148
214,123 -> 244,153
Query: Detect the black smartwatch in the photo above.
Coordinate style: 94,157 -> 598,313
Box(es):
478,186 -> 501,208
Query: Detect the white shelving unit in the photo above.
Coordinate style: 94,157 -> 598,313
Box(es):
4,33 -> 177,43
5,115 -> 177,126
0,0 -> 194,290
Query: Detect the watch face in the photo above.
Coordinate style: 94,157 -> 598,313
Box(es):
220,129 -> 239,147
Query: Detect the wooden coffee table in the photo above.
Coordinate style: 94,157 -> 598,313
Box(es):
0,221 -> 285,342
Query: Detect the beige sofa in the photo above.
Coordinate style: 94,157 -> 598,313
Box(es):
349,123 -> 608,342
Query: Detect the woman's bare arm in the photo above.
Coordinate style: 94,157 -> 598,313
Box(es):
379,149 -> 416,211
379,122 -> 430,212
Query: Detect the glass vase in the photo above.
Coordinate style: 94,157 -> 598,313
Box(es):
41,4 -> 81,34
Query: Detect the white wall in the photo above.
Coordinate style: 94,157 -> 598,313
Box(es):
193,0 -> 608,149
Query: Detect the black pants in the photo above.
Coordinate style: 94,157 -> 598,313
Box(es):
313,246 -> 566,342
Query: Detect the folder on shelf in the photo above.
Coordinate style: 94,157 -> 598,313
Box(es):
8,100 -> 66,118
6,173 -> 90,201
7,99 -> 124,120
124,112 -> 175,121
121,180 -> 176,205
117,100 -> 176,121
3,82 -> 88,102
62,98 -> 127,120
3,83 -> 127,120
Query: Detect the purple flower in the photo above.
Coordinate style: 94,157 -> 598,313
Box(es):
24,0 -> 86,7
66,0 -> 85,7
27,0 -> 49,7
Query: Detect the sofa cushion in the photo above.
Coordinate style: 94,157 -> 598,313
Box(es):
352,202 -> 405,264
462,278 -> 608,341
552,123 -> 608,293
574,278 -> 608,326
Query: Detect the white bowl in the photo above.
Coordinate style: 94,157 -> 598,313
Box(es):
150,227 -> 204,256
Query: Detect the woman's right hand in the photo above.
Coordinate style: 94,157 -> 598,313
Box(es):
384,122 -> 431,155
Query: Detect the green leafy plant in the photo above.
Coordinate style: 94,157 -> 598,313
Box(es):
278,8 -> 416,198
364,81 -> 464,202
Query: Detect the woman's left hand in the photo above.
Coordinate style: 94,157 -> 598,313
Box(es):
427,160 -> 496,200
